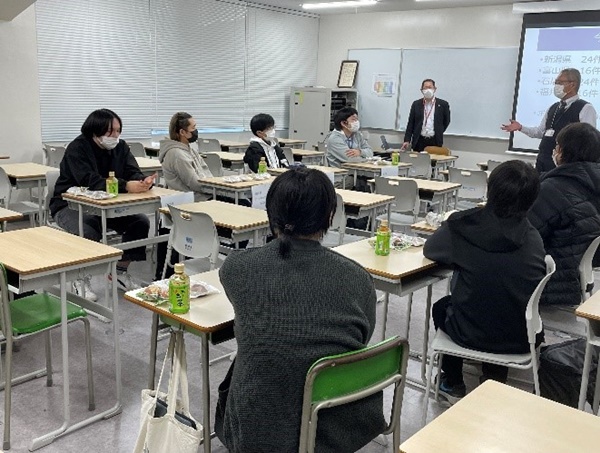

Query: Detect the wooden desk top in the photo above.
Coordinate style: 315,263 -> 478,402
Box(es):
124,269 -> 234,333
341,162 -> 412,171
0,226 -> 122,276
0,156 -> 9,159
62,187 -> 181,207
429,154 -> 458,162
336,189 -> 395,208
197,175 -> 273,189
333,239 -> 435,280
400,380 -> 600,453
205,151 -> 244,162
477,161 -> 488,170
161,200 -> 269,230
279,138 -> 307,145
268,165 -> 348,175
576,291 -> 600,322
218,140 -> 247,148
411,221 -> 438,234
291,150 -> 323,157
382,176 -> 462,192
0,207 -> 24,222
135,157 -> 162,170
0,162 -> 56,179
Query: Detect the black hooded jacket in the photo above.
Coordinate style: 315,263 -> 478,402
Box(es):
528,161 -> 600,306
424,207 -> 546,353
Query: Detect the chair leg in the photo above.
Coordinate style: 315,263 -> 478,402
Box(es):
422,350 -> 437,426
307,410 -> 320,453
44,330 -> 53,387
81,317 -> 95,411
3,336 -> 13,451
531,346 -> 540,396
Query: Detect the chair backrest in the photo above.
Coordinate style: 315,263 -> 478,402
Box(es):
449,168 -> 488,201
0,167 -> 13,207
380,135 -> 403,151
526,255 -> 556,344
128,142 -> 147,158
197,138 -> 221,153
44,170 -> 60,225
299,336 -> 409,452
424,146 -> 451,156
317,141 -> 327,152
578,236 -> 600,301
167,205 -> 219,267
399,152 -> 431,179
487,160 -> 502,171
202,153 -> 224,177
44,145 -> 66,168
282,147 -> 294,165
328,193 -> 346,245
374,177 -> 419,215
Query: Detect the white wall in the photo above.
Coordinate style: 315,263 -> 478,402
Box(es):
317,5 -> 536,165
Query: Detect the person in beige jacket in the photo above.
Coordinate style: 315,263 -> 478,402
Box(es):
159,112 -> 212,201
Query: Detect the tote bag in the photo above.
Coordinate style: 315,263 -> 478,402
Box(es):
133,331 -> 202,453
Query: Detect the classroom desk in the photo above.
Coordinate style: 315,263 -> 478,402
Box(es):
62,187 -> 181,247
0,227 -> 123,450
124,269 -> 234,453
382,151 -> 458,178
135,156 -> 162,177
218,140 -> 247,153
400,380 -> 600,453
0,162 -> 56,224
372,176 -> 462,214
333,239 -> 442,383
335,189 -> 395,234
0,156 -> 9,159
576,293 -> 600,412
477,161 -> 488,170
341,162 -> 412,187
0,207 -> 24,223
204,151 -> 245,172
268,165 -> 349,188
278,138 -> 307,149
291,149 -> 324,165
159,199 -> 270,246
197,175 -> 273,204
410,220 -> 438,235
143,144 -> 159,158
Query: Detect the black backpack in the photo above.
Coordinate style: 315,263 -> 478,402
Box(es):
539,338 -> 598,408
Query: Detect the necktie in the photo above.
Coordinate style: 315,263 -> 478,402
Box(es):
557,101 -> 567,115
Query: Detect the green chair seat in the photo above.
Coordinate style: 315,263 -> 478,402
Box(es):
9,293 -> 87,335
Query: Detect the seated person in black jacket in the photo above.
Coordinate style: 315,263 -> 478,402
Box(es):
423,160 -> 546,403
243,113 -> 289,173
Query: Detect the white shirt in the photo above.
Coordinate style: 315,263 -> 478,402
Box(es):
520,95 -> 598,138
421,98 -> 436,137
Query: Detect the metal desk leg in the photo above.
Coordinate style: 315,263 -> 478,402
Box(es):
38,180 -> 43,226
578,326 -> 594,410
421,284 -> 433,384
235,192 -> 239,204
381,292 -> 390,341
353,170 -> 357,188
149,313 -> 159,390
101,211 -> 108,244
78,206 -> 84,237
201,333 -> 211,453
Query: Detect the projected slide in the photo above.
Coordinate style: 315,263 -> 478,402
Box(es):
512,26 -> 600,151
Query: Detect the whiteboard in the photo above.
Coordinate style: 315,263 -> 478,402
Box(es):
348,49 -> 402,130
398,47 -> 519,139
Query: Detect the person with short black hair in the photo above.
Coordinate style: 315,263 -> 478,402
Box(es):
50,109 -> 155,297
529,122 -> 600,306
402,79 -> 451,151
424,160 -> 546,403
215,167 -> 384,452
325,107 -> 373,170
243,113 -> 289,173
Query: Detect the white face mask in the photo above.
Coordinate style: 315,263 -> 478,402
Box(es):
100,136 -> 119,150
422,88 -> 435,99
553,84 -> 566,99
265,129 -> 276,139
348,120 -> 360,133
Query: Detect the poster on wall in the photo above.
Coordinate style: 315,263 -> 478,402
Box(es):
372,74 -> 397,97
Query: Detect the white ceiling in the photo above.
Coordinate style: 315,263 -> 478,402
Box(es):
253,0 -> 542,15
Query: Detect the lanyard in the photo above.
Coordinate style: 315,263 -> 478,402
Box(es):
423,98 -> 435,125
346,136 -> 355,149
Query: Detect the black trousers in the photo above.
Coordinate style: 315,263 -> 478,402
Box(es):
413,135 -> 439,152
431,296 -> 543,386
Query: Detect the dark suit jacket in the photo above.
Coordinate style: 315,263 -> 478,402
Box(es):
403,98 -> 451,148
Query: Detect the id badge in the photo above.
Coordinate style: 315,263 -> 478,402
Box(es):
544,129 -> 555,137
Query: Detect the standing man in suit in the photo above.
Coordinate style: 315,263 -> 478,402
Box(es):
502,68 -> 597,173
402,79 -> 451,151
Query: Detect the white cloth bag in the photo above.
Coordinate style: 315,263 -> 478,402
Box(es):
133,331 -> 202,453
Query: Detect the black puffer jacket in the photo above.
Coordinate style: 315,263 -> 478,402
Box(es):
529,161 -> 600,306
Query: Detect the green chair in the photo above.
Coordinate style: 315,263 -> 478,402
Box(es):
298,336 -> 409,453
0,263 -> 94,450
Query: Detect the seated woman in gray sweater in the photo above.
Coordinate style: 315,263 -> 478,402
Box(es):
215,168 -> 384,452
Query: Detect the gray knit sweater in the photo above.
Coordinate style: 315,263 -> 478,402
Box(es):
215,238 -> 384,453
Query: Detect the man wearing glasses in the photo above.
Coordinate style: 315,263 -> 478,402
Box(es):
502,68 -> 597,172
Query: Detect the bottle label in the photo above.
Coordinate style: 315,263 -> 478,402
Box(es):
169,281 -> 190,313
106,179 -> 119,196
258,162 -> 267,174
375,231 -> 390,256
391,152 -> 399,165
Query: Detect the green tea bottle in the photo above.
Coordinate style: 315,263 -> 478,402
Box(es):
169,263 -> 190,314
258,156 -> 267,174
375,219 -> 391,256
106,171 -> 119,197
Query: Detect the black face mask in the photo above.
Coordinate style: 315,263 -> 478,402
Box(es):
187,129 -> 198,143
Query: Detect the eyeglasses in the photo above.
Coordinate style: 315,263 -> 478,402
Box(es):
555,79 -> 573,85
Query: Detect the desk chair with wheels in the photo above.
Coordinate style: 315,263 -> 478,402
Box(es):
0,263 -> 94,450
422,255 -> 556,424
400,152 -> 431,179
579,236 -> 600,302
198,138 -> 221,153
448,167 -> 488,210
298,336 -> 409,453
0,167 -> 40,228
128,142 -> 147,158
374,177 -> 419,233
202,153 -> 224,177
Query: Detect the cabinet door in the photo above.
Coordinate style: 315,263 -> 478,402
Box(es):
289,90 -> 330,147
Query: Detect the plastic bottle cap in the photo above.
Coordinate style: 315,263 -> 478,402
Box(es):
109,171 -> 115,177
174,263 -> 185,273
380,220 -> 389,227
